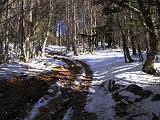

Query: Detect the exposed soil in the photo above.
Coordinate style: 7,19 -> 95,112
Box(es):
0,71 -> 56,120
0,56 -> 96,120
36,57 -> 97,120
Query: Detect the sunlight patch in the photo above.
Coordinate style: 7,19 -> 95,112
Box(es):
115,71 -> 160,86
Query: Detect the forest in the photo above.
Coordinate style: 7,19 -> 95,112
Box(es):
0,0 -> 160,120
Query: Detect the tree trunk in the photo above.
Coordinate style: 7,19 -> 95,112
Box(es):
136,38 -> 144,61
72,41 -> 78,55
42,15 -> 51,56
19,0 -> 26,62
142,32 -> 159,74
122,31 -> 134,63
117,14 -> 134,63
0,0 -> 7,13
73,0 -> 78,55
129,29 -> 137,56
137,0 -> 159,74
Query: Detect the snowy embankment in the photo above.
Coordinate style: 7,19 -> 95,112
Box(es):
0,55 -> 67,120
0,56 -> 66,80
77,49 -> 160,120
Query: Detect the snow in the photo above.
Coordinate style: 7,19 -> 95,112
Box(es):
24,95 -> 53,120
45,45 -> 67,55
26,57 -> 65,70
116,71 -> 160,86
77,49 -> 131,119
63,107 -> 74,120
0,56 -> 66,80
1,47 -> 160,119
56,81 -> 63,95
0,63 -> 30,80
119,91 -> 141,102
77,49 -> 160,120
74,68 -> 86,86
85,92 -> 116,120
139,98 -> 160,117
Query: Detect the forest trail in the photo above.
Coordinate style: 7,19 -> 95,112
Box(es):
34,57 -> 97,120
1,49 -> 160,120
78,49 -> 160,120
0,55 -> 96,120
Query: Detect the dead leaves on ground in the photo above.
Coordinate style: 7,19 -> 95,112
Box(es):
0,57 -> 95,120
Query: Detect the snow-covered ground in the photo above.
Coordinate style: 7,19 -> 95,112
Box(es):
77,49 -> 160,120
1,48 -> 160,119
0,56 -> 66,80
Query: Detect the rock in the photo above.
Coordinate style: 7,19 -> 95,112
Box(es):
125,84 -> 143,95
141,90 -> 152,98
151,94 -> 160,101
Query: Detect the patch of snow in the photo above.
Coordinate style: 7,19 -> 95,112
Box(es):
90,80 -> 102,86
125,97 -> 160,119
77,73 -> 85,80
73,68 -> 86,87
74,81 -> 80,86
56,81 -> 63,88
0,63 -> 30,80
63,107 -> 74,120
47,89 -> 54,93
74,73 -> 86,85
24,95 -> 53,120
45,45 -> 67,55
56,81 -> 63,95
141,98 -> 160,117
116,71 -> 160,87
85,91 -> 116,120
0,56 -> 66,80
88,87 -> 96,93
119,91 -> 141,102
26,57 -> 66,70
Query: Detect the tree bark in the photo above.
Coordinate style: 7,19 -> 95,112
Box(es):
42,10 -> 52,56
19,0 -> 26,62
117,14 -> 134,63
0,0 -> 7,13
137,0 -> 159,74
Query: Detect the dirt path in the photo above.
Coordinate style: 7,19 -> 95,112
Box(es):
0,56 -> 96,120
34,57 -> 97,120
